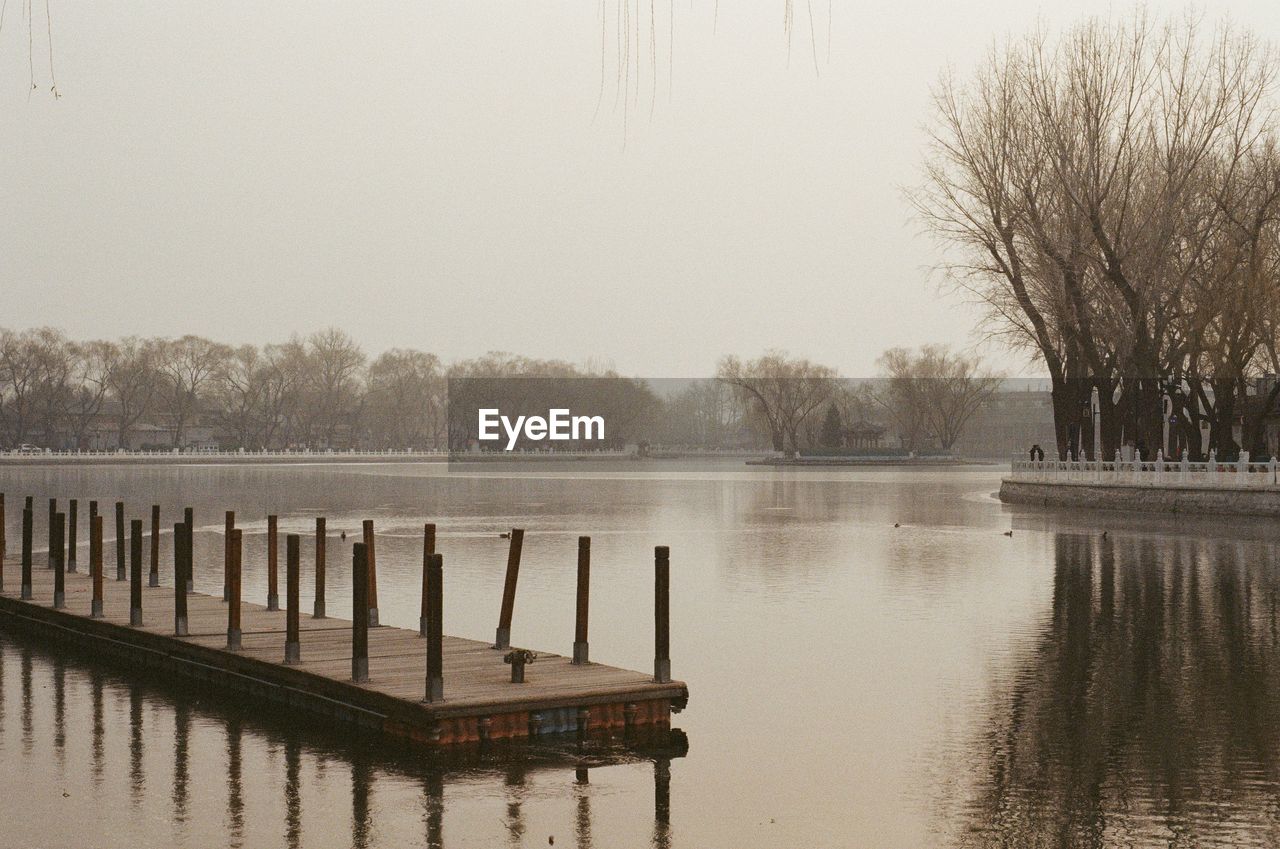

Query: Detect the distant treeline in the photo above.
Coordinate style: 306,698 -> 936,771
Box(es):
0,327 -> 997,454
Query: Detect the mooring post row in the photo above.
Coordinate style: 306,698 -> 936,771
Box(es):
47,497 -> 56,570
90,515 -> 104,618
67,498 -> 78,572
574,535 -> 590,665
284,533 -> 301,665
224,510 -> 235,602
149,504 -> 161,587
425,552 -> 444,703
129,518 -> 143,626
313,516 -> 327,619
52,511 -> 66,609
183,507 -> 194,593
363,519 -> 379,627
174,522 -> 189,636
495,527 -> 524,649
419,522 -> 436,637
267,514 -> 279,611
352,542 -> 369,682
227,528 -> 242,651
115,500 -> 126,581
655,545 -> 671,684
21,507 -> 33,600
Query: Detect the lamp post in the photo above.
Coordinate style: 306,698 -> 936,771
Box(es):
1091,386 -> 1101,462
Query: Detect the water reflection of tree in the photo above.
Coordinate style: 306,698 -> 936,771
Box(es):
955,532 -> 1280,847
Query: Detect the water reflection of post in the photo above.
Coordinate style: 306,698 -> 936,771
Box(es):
424,771 -> 444,849
504,761 -> 527,846
652,757 -> 671,849
574,767 -> 593,849
226,717 -> 244,845
129,683 -> 144,805
20,646 -> 32,755
173,702 -> 191,824
351,756 -> 372,849
52,657 -> 66,761
285,737 -> 302,849
90,670 -> 105,786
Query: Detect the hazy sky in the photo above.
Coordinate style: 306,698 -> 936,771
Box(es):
2,2 -> 1277,376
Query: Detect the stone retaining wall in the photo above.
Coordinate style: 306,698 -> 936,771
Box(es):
999,479 -> 1280,518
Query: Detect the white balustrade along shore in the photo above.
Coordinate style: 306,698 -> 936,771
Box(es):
1008,450 -> 1280,490
0,447 -> 450,464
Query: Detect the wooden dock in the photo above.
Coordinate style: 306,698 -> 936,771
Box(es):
0,502 -> 687,748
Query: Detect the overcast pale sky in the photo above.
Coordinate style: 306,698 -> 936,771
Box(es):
2,2 -> 1276,376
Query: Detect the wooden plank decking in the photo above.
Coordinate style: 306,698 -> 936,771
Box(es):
0,551 -> 688,746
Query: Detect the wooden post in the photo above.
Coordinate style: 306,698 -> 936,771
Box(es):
52,512 -> 66,608
419,523 -> 436,637
313,517 -> 327,619
67,499 -> 78,573
284,534 -> 301,664
90,515 -> 104,618
425,552 -> 443,703
654,546 -> 670,683
223,511 -> 235,602
352,543 -> 369,682
227,529 -> 242,650
574,536 -> 590,664
115,501 -> 125,581
0,493 -> 5,593
267,514 -> 279,611
21,506 -> 33,599
129,519 -> 143,626
362,520 -> 379,627
47,497 -> 56,569
494,528 -> 524,649
149,505 -> 160,587
174,523 -> 189,636
183,507 -> 193,592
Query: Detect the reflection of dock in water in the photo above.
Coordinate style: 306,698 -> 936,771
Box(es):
1,628 -> 685,849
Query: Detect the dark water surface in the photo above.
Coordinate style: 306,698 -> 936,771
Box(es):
2,460 -> 1280,847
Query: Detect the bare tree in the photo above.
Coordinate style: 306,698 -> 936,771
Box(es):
105,337 -> 160,450
717,351 -> 836,455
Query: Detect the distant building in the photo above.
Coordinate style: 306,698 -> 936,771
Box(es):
950,390 -> 1056,459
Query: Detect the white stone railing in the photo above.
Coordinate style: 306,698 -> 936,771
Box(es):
1008,450 -> 1280,489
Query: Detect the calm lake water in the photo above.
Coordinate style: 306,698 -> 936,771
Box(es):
3,460 -> 1280,848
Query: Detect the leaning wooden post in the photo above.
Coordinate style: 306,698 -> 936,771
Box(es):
266,514 -> 279,611
47,498 -> 57,569
149,505 -> 160,587
425,552 -> 443,703
21,506 -> 33,599
52,512 -> 66,608
90,515 -> 104,617
223,510 -> 235,602
494,528 -> 524,649
173,523 -> 189,636
67,499 -> 78,573
129,519 -> 143,626
183,507 -> 194,592
419,523 -> 436,636
363,520 -> 379,626
351,543 -> 369,682
284,534 -> 301,664
0,493 -> 5,593
313,517 -> 327,619
574,536 -> 590,664
227,529 -> 242,650
115,501 -> 126,580
654,546 -> 671,683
